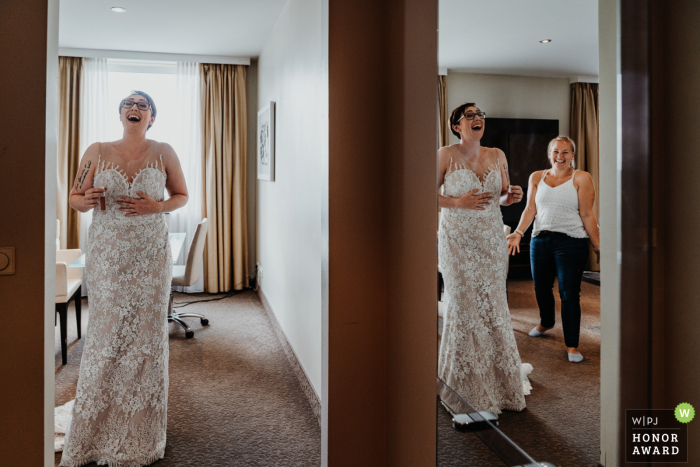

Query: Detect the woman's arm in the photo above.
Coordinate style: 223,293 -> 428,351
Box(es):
506,171 -> 541,255
117,143 -> 189,216
69,143 -> 105,213
438,147 -> 492,210
496,148 -> 523,206
576,171 -> 600,263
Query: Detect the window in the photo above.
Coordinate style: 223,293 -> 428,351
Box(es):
106,60 -> 185,160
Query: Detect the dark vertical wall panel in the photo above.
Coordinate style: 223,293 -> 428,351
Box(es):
329,1 -> 388,463
0,0 -> 52,464
662,0 -> 700,463
328,0 -> 437,464
620,0 -> 653,464
384,0 -> 438,465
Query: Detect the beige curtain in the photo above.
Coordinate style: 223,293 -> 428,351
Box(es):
57,57 -> 83,250
438,76 -> 449,148
570,82 -> 600,271
200,64 -> 249,292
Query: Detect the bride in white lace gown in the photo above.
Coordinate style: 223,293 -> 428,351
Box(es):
58,92 -> 188,466
438,103 -> 531,415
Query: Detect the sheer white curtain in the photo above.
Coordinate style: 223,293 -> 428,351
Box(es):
169,62 -> 203,292
78,58 -> 109,296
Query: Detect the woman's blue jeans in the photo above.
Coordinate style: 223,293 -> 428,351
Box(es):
530,231 -> 589,348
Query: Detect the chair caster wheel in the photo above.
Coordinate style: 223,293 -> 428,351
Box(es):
201,319 -> 209,326
185,331 -> 194,339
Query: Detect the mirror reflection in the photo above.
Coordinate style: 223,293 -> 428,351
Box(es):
52,1 -> 323,466
437,1 -> 601,465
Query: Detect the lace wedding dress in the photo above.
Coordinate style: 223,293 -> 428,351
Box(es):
57,154 -> 172,467
438,158 -> 532,415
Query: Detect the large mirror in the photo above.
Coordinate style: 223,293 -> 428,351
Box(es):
52,1 -> 324,466
436,1 -> 601,465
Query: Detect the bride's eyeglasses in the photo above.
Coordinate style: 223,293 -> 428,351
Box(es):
121,99 -> 151,111
456,111 -> 486,123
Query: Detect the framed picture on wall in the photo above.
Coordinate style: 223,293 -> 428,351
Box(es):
257,101 -> 275,181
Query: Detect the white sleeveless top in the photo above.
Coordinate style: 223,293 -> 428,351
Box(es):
532,170 -> 588,238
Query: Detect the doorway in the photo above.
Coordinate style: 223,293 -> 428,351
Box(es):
436,1 -> 614,466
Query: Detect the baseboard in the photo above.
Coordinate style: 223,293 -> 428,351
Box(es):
256,287 -> 321,426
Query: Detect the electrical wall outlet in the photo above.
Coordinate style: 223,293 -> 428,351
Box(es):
0,247 -> 15,275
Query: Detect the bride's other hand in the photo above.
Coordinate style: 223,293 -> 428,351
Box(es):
457,189 -> 492,210
506,231 -> 522,255
117,191 -> 163,216
83,187 -> 106,210
506,185 -> 524,204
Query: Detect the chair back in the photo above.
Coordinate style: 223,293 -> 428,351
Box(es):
56,219 -> 61,250
183,218 -> 209,287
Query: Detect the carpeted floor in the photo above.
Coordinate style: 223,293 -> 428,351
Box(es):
54,290 -> 321,467
438,279 -> 601,467
55,280 -> 599,466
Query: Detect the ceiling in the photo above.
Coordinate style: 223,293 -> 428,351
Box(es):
60,0 -> 598,75
59,0 -> 290,57
439,0 -> 599,78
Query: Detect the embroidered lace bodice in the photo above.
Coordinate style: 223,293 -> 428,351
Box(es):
92,154 -> 168,224
442,159 -> 502,214
438,157 -> 532,414
58,153 -> 172,467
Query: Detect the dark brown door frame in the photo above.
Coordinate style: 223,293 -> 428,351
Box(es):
620,0 -> 655,465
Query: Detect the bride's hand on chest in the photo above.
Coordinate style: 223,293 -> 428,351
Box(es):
116,191 -> 163,216
456,189 -> 493,210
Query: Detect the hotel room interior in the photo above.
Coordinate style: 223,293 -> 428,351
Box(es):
1,0 -> 699,466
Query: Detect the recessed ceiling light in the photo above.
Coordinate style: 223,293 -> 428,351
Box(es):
111,7 -> 126,13
540,39 -> 552,43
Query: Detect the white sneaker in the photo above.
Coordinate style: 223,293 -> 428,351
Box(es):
567,352 -> 584,363
529,326 -> 551,337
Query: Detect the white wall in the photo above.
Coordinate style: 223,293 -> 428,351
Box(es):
598,0 -> 620,465
257,0 -> 326,398
445,72 -> 571,146
45,1 -> 60,463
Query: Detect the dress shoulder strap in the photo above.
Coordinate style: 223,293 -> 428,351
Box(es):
539,169 -> 548,185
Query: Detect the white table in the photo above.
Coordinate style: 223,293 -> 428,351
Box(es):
69,232 -> 187,268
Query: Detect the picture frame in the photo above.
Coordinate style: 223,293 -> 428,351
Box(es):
257,101 -> 275,181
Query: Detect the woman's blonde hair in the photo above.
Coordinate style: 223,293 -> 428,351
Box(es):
547,136 -> 576,168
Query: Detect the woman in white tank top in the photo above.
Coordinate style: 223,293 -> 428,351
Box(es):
505,136 -> 600,363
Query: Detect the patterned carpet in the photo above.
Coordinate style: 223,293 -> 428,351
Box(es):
54,280 -> 599,466
438,279 -> 601,467
54,290 -> 321,467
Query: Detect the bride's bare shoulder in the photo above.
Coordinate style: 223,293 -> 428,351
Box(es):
438,145 -> 458,170
158,143 -> 182,171
439,144 -> 460,159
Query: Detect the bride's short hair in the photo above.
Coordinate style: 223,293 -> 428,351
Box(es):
118,90 -> 157,130
449,102 -> 477,139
